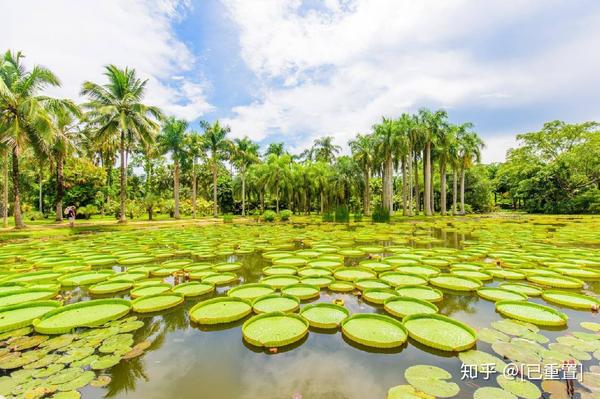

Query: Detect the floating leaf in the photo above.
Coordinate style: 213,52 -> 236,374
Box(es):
341,314 -> 407,349
404,365 -> 459,398
496,375 -> 541,399
242,312 -> 309,348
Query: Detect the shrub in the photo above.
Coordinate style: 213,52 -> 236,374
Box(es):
78,205 -> 99,220
280,209 -> 292,221
223,214 -> 234,224
334,205 -> 350,223
463,204 -> 473,214
25,211 -> 46,221
353,211 -> 363,222
262,210 -> 276,222
371,206 -> 390,223
322,212 -> 334,222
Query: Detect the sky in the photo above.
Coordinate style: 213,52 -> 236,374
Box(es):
2,0 -> 600,163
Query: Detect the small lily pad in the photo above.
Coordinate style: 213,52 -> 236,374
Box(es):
404,365 -> 460,398
496,375 -> 541,399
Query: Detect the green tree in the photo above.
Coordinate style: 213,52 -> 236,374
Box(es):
458,129 -> 485,214
373,117 -> 400,214
82,65 -> 162,223
349,133 -> 375,215
231,136 -> 259,216
184,130 -> 204,218
265,153 -> 292,213
200,120 -> 232,217
158,117 -> 188,219
308,136 -> 341,163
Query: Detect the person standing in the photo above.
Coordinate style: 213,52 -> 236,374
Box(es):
65,206 -> 76,227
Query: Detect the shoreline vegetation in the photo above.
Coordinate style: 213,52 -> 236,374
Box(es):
1,50 -> 599,231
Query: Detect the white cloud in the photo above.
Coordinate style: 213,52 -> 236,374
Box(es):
0,0 -> 212,121
481,134 -> 518,164
221,0 -> 600,162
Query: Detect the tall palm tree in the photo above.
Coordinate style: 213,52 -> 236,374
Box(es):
374,117 -> 400,214
265,153 -> 292,213
158,117 -> 188,219
418,108 -> 448,216
0,143 -> 8,228
349,133 -> 375,215
184,130 -> 204,218
231,136 -> 259,216
458,129 -> 485,214
308,136 -> 341,163
46,99 -> 82,221
310,161 -> 331,214
435,123 -> 466,216
264,142 -> 285,157
200,120 -> 231,217
82,65 -> 162,223
0,51 -> 59,228
395,114 -> 413,216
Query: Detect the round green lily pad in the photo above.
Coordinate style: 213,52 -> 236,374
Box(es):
383,297 -> 438,318
429,274 -> 482,291
202,272 -> 238,286
458,349 -> 507,372
477,328 -> 510,344
33,299 -> 131,334
541,290 -> 600,310
189,297 -> 252,325
298,267 -> 333,277
404,365 -> 460,398
132,293 -> 184,313
473,387 -> 516,399
328,280 -> 355,292
242,312 -> 309,348
0,300 -> 61,333
58,270 -> 115,287
299,303 -> 349,329
396,285 -> 443,302
130,283 -> 171,298
89,280 -> 133,295
496,375 -> 541,399
171,282 -> 214,297
227,283 -> 275,300
272,257 -> 308,267
495,300 -> 568,326
262,265 -> 298,276
526,274 -> 584,289
334,267 -> 376,281
90,354 -> 121,370
362,288 -> 398,304
477,287 -> 528,302
252,294 -> 300,314
379,272 -> 428,287
0,288 -> 58,307
300,275 -> 334,288
281,284 -> 320,300
341,313 -> 408,348
260,275 -> 301,289
499,283 -> 542,296
354,278 -> 390,291
403,314 -> 476,351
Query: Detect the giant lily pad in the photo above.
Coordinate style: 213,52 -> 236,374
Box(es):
281,284 -> 320,300
526,275 -> 584,289
334,267 -> 376,281
396,285 -> 443,302
404,365 -> 460,398
429,274 -> 482,291
299,303 -> 349,329
252,294 -> 300,314
458,349 -> 507,372
89,280 -> 133,295
403,314 -> 476,351
189,297 -> 252,325
227,283 -> 275,300
383,297 -> 438,318
0,300 -> 60,333
260,275 -> 300,289
300,275 -> 335,288
495,300 -> 568,326
171,282 -> 214,297
328,280 -> 354,292
132,293 -> 184,313
499,283 -> 542,296
354,278 -> 390,291
379,272 -> 428,287
0,288 -> 58,307
33,299 -> 131,334
496,375 -> 541,399
58,270 -> 115,287
363,288 -> 398,304
477,287 -> 528,302
202,272 -> 238,286
341,313 -> 408,348
242,312 -> 309,348
541,290 -> 600,310
130,283 -> 171,298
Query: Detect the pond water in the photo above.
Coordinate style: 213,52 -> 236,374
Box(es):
1,215 -> 600,399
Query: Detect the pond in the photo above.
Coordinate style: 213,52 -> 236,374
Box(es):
0,214 -> 599,399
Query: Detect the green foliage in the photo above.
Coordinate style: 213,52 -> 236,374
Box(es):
372,206 -> 390,223
334,205 -> 350,223
353,211 -> 363,222
78,204 -> 98,220
223,214 -> 234,223
262,210 -> 276,222
24,211 -> 45,221
322,212 -> 334,223
280,209 -> 292,221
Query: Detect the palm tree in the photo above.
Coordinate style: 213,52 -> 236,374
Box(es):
395,114 -> 413,216
231,136 -> 259,216
1,143 -> 8,228
458,129 -> 484,214
435,123 -> 466,216
349,133 -> 375,215
264,142 -> 285,157
46,99 -> 82,221
308,136 -> 341,163
82,65 -> 162,223
158,117 -> 188,219
374,117 -> 400,214
265,153 -> 292,213
200,120 -> 232,217
310,161 -> 331,214
418,108 -> 448,216
0,51 -> 59,228
184,131 -> 204,218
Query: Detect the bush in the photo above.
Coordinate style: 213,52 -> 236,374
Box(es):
462,204 -> 473,214
371,206 -> 390,223
78,205 -> 98,220
280,209 -> 292,221
25,211 -> 46,221
223,214 -> 234,224
262,210 -> 276,222
353,211 -> 363,222
322,212 -> 334,222
334,205 -> 350,223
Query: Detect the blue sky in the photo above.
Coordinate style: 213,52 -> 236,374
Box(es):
2,0 -> 600,162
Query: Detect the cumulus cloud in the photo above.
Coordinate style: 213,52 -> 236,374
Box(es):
0,0 -> 213,121
221,0 -> 600,162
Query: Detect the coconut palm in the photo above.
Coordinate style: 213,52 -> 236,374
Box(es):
435,123 -> 468,216
395,113 -> 413,216
0,50 -> 59,228
349,133 -> 375,215
81,65 -> 162,223
46,98 -> 83,221
265,153 -> 292,213
231,136 -> 259,216
200,120 -> 232,217
458,129 -> 485,214
374,117 -> 401,214
158,117 -> 188,219
0,143 -> 8,228
184,130 -> 204,218
308,136 -> 341,163
310,161 -> 331,214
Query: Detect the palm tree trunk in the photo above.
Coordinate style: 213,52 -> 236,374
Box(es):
320,191 -> 324,214
401,156 -> 408,216
173,161 -> 180,219
452,169 -> 458,216
118,131 -> 126,223
2,151 -> 8,228
408,150 -> 413,216
430,164 -> 435,213
460,167 -> 466,214
55,155 -> 64,222
363,167 -> 370,215
192,159 -> 197,219
414,157 -> 420,214
424,144 -> 432,216
276,186 -> 280,213
382,155 -> 393,214
440,160 -> 447,216
12,147 -> 24,229
241,173 -> 246,216
212,156 -> 218,217
38,167 -> 43,213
